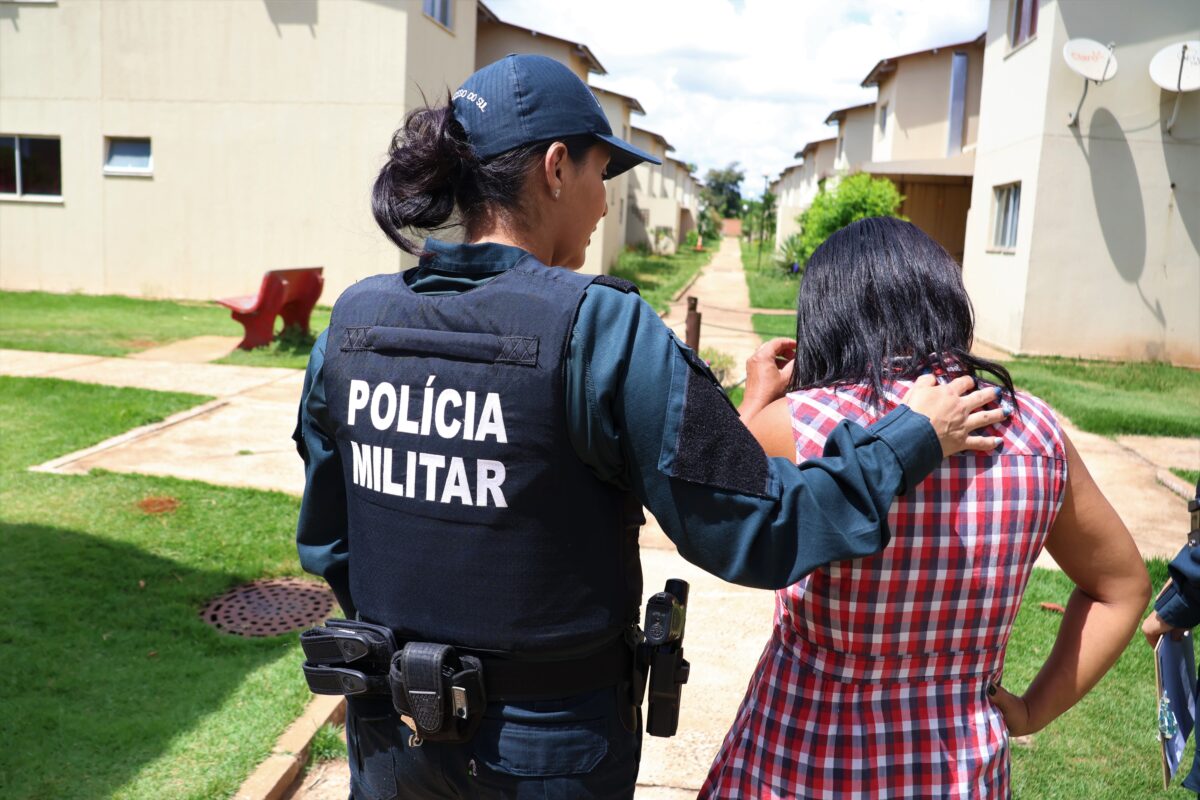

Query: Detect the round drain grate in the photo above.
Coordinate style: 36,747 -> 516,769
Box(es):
200,577 -> 334,637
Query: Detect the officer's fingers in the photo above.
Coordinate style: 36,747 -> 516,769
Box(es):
960,435 -> 1001,453
962,386 -> 1002,411
913,373 -> 937,388
964,408 -> 1007,431
947,375 -> 978,396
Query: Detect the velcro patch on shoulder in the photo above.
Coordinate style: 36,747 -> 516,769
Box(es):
590,275 -> 640,294
671,368 -> 772,498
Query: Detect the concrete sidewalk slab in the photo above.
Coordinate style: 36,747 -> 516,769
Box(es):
128,335 -> 242,363
48,395 -> 306,495
1061,419 -> 1191,560
1116,435 -> 1200,474
48,357 -> 298,397
0,348 -> 106,377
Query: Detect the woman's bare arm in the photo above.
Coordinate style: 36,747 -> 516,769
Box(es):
746,397 -> 797,459
990,429 -> 1151,735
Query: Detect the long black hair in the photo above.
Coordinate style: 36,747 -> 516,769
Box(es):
371,95 -> 594,255
790,216 -> 1016,409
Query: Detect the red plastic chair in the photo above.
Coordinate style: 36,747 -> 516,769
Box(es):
218,267 -> 324,350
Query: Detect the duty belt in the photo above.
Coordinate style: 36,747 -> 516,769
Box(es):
300,618 -> 633,744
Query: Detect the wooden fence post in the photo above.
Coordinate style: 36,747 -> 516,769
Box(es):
685,296 -> 701,351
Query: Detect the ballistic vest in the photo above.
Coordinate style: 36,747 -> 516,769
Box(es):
322,256 -> 643,656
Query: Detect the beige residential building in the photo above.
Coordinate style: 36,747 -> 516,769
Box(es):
583,86 -> 644,275
474,6 -> 604,83
859,34 -> 985,261
825,102 -> 875,174
772,138 -> 837,253
0,0 -> 479,301
667,157 -> 700,240
962,0 -> 1199,365
627,126 -> 680,253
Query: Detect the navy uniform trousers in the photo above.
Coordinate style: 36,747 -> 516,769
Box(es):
346,688 -> 640,799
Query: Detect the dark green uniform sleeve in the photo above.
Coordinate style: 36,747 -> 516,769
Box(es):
292,329 -> 356,617
566,284 -> 942,590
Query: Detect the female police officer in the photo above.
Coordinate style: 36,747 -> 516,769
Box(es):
294,54 -> 1004,799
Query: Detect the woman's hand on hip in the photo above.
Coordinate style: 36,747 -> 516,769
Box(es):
903,374 -> 1006,457
988,682 -> 1035,737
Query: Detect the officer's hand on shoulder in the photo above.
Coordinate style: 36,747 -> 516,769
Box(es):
904,375 -> 1005,457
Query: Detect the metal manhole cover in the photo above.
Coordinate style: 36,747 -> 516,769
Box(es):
200,577 -> 334,637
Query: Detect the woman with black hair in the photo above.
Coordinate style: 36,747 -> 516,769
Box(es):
701,217 -> 1150,799
295,56 -> 1006,799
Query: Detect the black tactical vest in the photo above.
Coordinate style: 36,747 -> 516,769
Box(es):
322,256 -> 643,656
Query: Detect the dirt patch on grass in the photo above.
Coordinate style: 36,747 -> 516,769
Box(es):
138,495 -> 180,515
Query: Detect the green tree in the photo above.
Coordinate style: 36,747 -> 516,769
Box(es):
701,163 -> 745,219
796,172 -> 904,263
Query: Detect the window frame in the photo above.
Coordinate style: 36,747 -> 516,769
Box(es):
103,136 -> 154,178
0,133 -> 63,202
990,182 -> 1021,253
1007,0 -> 1038,52
878,103 -> 889,138
422,0 -> 453,32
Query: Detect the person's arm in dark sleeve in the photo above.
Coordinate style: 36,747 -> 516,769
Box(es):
293,329 -> 355,617
566,285 -> 942,590
1157,548 -> 1200,629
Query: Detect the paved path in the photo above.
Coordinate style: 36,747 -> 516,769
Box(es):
662,236 -> 763,386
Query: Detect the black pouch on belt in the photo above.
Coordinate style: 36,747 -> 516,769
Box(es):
388,642 -> 486,744
300,619 -> 396,674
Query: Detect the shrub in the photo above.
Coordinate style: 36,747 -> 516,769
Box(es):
700,348 -> 737,387
683,230 -> 700,249
795,173 -> 904,263
777,233 -> 806,276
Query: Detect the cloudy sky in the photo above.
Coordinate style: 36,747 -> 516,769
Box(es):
486,0 -> 988,196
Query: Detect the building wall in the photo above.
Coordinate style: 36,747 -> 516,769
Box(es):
836,107 -> 875,172
961,0 -> 1057,352
474,21 -> 590,80
1020,0 -> 1199,364
0,0 -> 478,301
964,0 -> 1199,365
883,42 -> 985,162
581,90 -> 631,275
626,129 -> 679,253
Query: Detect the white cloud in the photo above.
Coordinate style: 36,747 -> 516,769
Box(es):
484,0 -> 987,195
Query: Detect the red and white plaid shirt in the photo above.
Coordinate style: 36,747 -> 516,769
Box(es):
700,379 -> 1067,799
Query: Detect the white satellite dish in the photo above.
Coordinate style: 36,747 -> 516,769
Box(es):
1063,39 -> 1116,126
1063,38 -> 1119,82
1150,41 -> 1200,133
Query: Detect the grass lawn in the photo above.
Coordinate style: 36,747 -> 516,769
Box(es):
0,289 -> 330,369
1006,560 -> 1175,798
0,290 -> 238,356
0,376 -> 315,799
1172,468 -> 1199,487
1004,357 -> 1200,438
749,312 -> 1200,439
741,239 -> 801,310
611,247 -> 715,314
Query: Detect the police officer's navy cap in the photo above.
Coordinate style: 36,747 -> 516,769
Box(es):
452,54 -> 661,179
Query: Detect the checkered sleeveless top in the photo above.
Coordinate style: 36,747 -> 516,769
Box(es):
700,379 -> 1067,800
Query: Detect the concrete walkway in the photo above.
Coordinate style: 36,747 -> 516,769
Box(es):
1,245 -> 1196,797
662,236 -> 763,386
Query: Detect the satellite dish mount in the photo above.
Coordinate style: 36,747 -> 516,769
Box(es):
1063,40 -> 1117,128
1150,41 -> 1200,135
